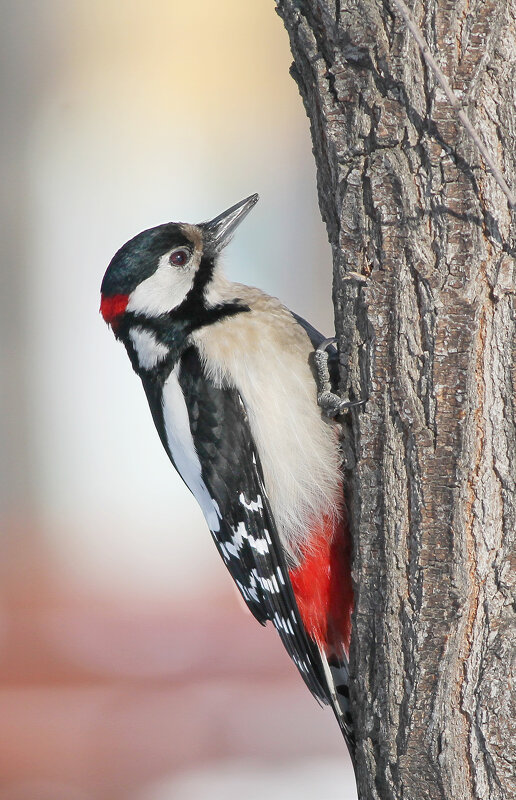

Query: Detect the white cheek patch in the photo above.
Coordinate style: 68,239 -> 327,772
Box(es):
127,251 -> 198,316
161,364 -> 222,532
129,327 -> 169,370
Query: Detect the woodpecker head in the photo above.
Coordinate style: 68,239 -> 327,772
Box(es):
100,193 -> 258,333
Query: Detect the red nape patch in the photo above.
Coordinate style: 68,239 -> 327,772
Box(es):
289,512 -> 353,656
100,294 -> 129,325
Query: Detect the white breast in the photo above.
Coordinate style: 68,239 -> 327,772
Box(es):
161,364 -> 222,532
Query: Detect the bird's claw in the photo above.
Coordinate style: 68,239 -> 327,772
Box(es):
318,391 -> 366,418
315,338 -> 366,418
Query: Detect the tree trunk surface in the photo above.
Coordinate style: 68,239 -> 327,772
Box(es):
277,1 -> 516,799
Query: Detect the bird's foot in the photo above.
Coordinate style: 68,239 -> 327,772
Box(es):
315,338 -> 366,418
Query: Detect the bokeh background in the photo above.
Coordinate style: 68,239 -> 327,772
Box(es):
0,1 -> 356,798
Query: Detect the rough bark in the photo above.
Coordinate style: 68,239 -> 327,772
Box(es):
276,1 -> 516,799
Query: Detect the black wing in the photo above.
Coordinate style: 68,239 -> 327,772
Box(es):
173,346 -> 329,703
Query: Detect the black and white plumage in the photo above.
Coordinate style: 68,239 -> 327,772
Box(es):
100,195 -> 355,755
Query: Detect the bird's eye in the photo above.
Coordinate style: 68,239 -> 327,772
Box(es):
169,248 -> 190,267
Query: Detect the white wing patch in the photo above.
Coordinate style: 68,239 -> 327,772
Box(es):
162,364 -> 222,532
238,493 -> 263,512
228,519 -> 270,557
129,327 -> 169,370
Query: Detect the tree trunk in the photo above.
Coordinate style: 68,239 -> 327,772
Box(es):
276,1 -> 516,798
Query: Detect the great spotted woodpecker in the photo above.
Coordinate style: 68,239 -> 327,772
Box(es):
100,195 -> 355,756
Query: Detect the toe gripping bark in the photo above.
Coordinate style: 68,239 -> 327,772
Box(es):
315,338 -> 366,418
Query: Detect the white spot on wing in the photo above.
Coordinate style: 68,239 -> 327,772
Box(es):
129,327 -> 169,370
162,364 -> 221,532
225,541 -> 238,558
236,581 -> 251,601
273,612 -> 293,633
239,493 -> 263,512
246,577 -> 259,602
276,567 -> 286,586
292,654 -> 309,673
230,521 -> 269,555
248,534 -> 269,555
232,522 -> 246,550
253,570 -> 279,595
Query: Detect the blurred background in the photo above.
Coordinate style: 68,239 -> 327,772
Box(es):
0,1 -> 356,798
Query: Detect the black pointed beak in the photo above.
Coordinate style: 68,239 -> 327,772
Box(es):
201,194 -> 259,255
